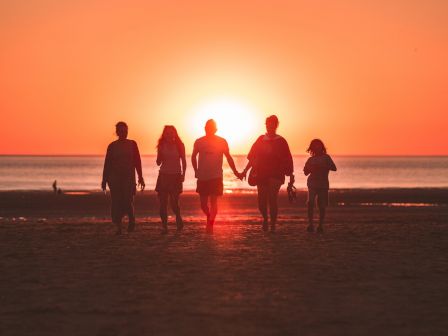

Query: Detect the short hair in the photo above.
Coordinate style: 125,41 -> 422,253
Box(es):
205,119 -> 217,133
266,115 -> 279,127
115,121 -> 128,129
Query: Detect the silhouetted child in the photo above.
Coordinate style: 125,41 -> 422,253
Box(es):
303,139 -> 337,233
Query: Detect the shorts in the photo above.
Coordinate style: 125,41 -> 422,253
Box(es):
307,188 -> 329,208
155,173 -> 183,194
196,177 -> 223,196
257,178 -> 282,196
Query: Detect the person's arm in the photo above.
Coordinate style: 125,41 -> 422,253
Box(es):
180,143 -> 187,182
223,140 -> 241,179
133,141 -> 145,190
283,139 -> 295,185
328,155 -> 337,171
191,141 -> 199,178
225,151 -> 241,180
101,145 -> 111,190
156,146 -> 162,166
241,161 -> 252,180
303,158 -> 311,176
241,136 -> 260,179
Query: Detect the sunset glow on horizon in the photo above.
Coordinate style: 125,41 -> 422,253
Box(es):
1,1 -> 447,155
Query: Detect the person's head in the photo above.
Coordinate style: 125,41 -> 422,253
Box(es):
157,125 -> 184,152
115,121 -> 128,139
265,115 -> 279,135
204,119 -> 217,136
161,125 -> 178,142
307,139 -> 327,156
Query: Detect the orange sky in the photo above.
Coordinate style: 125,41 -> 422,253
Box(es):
1,0 -> 447,155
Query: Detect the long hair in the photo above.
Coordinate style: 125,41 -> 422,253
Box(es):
306,139 -> 327,156
157,125 -> 184,155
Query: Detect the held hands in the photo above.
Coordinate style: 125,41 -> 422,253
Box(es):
138,176 -> 145,191
234,171 -> 244,181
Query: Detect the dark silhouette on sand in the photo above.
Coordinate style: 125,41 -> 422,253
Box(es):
52,180 -> 57,193
192,119 -> 242,232
304,138 -> 337,233
155,125 -> 187,234
102,122 -> 145,234
242,115 -> 294,231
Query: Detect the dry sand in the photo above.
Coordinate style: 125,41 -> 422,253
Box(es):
1,190 -> 448,335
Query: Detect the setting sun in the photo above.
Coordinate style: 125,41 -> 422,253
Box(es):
189,98 -> 260,151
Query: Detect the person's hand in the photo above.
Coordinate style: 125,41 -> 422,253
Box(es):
194,170 -> 198,178
289,174 -> 295,185
234,171 -> 243,181
241,169 -> 248,181
101,180 -> 107,191
138,177 -> 145,191
181,174 -> 185,182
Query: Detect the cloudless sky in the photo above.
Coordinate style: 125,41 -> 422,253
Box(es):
1,0 -> 447,155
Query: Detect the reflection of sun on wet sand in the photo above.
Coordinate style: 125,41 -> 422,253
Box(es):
1,190 -> 448,335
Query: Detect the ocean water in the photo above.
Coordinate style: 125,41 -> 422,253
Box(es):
0,155 -> 447,191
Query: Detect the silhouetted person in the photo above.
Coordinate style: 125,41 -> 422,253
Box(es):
156,125 -> 186,234
102,122 -> 145,235
242,115 -> 294,231
192,119 -> 242,232
52,180 -> 57,193
304,139 -> 337,233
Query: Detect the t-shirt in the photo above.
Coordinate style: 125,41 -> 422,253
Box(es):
158,143 -> 184,174
247,134 -> 294,184
303,154 -> 336,189
102,139 -> 142,189
193,135 -> 229,181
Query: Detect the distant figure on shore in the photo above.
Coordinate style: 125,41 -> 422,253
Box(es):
192,119 -> 242,232
52,180 -> 57,193
101,122 -> 145,235
242,115 -> 294,231
156,125 -> 187,234
303,139 -> 337,233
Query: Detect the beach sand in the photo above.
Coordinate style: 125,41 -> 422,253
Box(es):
1,190 -> 448,335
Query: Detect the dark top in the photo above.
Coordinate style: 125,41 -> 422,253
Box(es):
303,154 -> 337,189
102,139 -> 143,191
248,134 -> 294,184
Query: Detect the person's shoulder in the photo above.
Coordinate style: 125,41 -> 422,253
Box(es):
194,136 -> 206,144
108,140 -> 119,148
193,136 -> 205,148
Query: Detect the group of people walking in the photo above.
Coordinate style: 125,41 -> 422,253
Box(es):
101,115 -> 337,235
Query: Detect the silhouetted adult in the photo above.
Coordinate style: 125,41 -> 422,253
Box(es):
242,115 -> 294,231
102,122 -> 145,234
192,119 -> 241,232
156,125 -> 186,234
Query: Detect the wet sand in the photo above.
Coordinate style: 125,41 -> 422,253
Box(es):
1,190 -> 448,335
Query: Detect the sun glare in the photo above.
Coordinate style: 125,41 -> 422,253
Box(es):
190,98 -> 259,151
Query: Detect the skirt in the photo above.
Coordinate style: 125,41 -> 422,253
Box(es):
155,173 -> 183,194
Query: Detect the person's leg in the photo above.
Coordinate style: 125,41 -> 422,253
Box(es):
200,194 -> 210,222
267,179 -> 281,231
110,190 -> 123,234
209,195 -> 218,225
169,192 -> 183,230
317,190 -> 328,233
158,192 -> 169,233
257,183 -> 269,230
307,189 -> 316,232
127,195 -> 136,232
